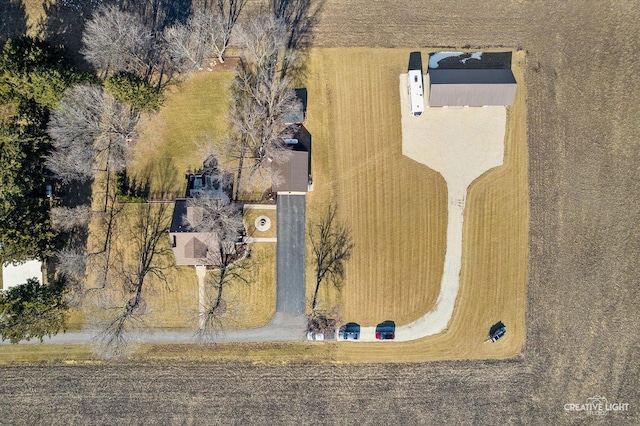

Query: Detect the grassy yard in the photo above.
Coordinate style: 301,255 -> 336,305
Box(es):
128,71 -> 234,199
0,344 -> 96,364
304,48 -> 447,324
209,243 -> 277,330
303,48 -> 528,361
243,207 -> 277,239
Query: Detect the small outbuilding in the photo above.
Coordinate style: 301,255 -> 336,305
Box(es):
283,88 -> 308,125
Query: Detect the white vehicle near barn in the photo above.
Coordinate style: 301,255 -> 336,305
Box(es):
407,51 -> 424,116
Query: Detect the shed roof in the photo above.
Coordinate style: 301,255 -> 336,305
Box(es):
283,88 -> 307,125
429,69 -> 516,85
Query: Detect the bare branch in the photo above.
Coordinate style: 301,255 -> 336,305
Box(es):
47,85 -> 138,182
194,244 -> 252,343
56,246 -> 88,281
221,17 -> 303,196
50,205 -> 92,232
310,203 -> 354,311
185,194 -> 243,244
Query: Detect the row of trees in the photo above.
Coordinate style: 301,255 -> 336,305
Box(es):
0,37 -> 92,263
82,0 -> 247,88
0,35 -> 96,343
207,16 -> 303,199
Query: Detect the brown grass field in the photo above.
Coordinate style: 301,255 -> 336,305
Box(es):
0,0 -> 638,424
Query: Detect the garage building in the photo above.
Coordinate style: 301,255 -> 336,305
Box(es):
428,68 -> 517,107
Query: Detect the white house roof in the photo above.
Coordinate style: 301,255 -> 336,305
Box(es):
2,260 -> 43,290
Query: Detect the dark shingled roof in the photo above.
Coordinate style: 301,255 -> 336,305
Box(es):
170,199 -> 190,233
184,237 -> 208,259
429,69 -> 516,85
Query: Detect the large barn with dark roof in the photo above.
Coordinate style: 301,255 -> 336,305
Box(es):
427,52 -> 517,107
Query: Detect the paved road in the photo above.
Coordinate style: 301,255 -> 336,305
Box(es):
275,194 -> 306,315
0,313 -> 308,345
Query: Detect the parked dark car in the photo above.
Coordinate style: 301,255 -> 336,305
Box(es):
375,320 -> 396,340
489,321 -> 506,342
339,322 -> 361,340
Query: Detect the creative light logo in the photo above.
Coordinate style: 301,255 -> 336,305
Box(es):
564,396 -> 630,416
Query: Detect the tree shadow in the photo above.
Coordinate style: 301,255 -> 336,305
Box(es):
51,179 -> 93,268
119,0 -> 193,34
269,0 -> 324,83
309,203 -> 354,312
37,0 -> 115,70
0,0 -> 28,46
272,0 -> 325,50
37,0 -> 193,71
136,156 -> 179,201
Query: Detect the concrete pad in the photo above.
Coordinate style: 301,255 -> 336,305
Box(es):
400,74 -> 506,189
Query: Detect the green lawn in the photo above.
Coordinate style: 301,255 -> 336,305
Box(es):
128,71 -> 234,199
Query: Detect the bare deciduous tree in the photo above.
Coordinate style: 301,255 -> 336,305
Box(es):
47,85 -> 138,183
56,246 -> 88,281
50,205 -> 92,232
235,15 -> 301,81
94,202 -> 172,359
310,203 -> 354,311
94,306 -> 144,360
186,194 -> 242,244
214,0 -> 249,60
81,5 -> 155,79
163,13 -> 213,72
164,0 -> 247,71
